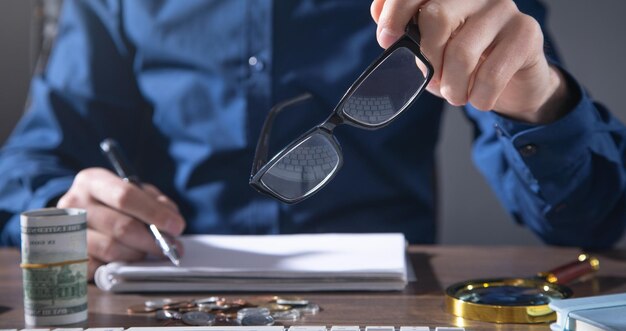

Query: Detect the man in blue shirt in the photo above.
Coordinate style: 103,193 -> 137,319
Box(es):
1,0 -> 625,278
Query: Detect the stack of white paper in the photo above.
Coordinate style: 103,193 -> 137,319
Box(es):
95,233 -> 408,292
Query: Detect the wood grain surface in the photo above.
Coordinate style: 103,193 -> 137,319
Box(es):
1,245 -> 625,330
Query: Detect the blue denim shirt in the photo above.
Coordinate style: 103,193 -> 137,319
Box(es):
1,0 -> 625,247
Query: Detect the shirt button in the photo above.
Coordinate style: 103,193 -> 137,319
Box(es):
519,144 -> 538,157
248,56 -> 265,71
493,123 -> 505,138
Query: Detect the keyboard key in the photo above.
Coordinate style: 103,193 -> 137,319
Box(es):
8,325 -> 462,331
132,328 -> 284,331
365,326 -> 395,331
289,327 -> 327,331
330,326 -> 360,331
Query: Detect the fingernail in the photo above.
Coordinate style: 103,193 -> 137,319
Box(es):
379,28 -> 401,48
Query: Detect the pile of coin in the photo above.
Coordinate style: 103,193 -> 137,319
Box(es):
127,296 -> 321,326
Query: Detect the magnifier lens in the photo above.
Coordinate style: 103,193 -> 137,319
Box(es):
456,285 -> 567,306
445,255 -> 594,324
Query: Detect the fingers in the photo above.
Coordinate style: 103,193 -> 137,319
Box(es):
375,0 -> 427,48
374,0 -> 505,99
75,168 -> 185,235
469,14 -> 543,111
86,203 -> 163,256
142,183 -> 180,213
438,4 -> 512,106
87,256 -> 105,281
370,0 -> 384,23
58,167 -> 187,279
87,229 -> 146,264
372,0 -> 548,115
417,0 -> 467,89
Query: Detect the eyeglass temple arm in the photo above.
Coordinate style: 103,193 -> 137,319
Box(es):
251,93 -> 314,174
405,23 -> 422,46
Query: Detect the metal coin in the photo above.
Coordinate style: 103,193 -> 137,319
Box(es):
155,309 -> 182,321
214,313 -> 241,326
170,310 -> 183,320
293,303 -> 321,315
241,314 -> 275,326
258,303 -> 291,312
247,296 -> 276,306
228,299 -> 249,308
237,307 -> 270,320
194,296 -> 225,305
198,302 -> 230,310
271,309 -> 301,322
179,306 -> 201,313
163,301 -> 196,310
275,296 -> 309,306
181,311 -> 216,326
127,304 -> 157,314
197,305 -> 213,313
145,298 -> 175,309
217,307 -> 240,316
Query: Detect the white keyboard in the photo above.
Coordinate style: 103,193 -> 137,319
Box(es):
4,326 -> 466,331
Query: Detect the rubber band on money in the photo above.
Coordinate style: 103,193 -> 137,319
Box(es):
20,258 -> 89,269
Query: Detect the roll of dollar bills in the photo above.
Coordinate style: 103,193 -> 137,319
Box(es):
20,208 -> 88,326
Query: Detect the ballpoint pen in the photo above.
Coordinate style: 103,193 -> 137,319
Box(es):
99,138 -> 181,266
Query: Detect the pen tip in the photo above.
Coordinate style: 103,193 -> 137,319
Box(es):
166,250 -> 181,267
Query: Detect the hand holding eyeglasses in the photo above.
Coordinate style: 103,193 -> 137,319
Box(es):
371,0 -> 575,125
250,25 -> 433,203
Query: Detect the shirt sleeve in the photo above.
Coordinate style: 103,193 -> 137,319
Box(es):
466,0 -> 626,248
0,0 -> 146,246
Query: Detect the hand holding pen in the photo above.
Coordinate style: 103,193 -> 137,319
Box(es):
56,139 -> 185,279
99,138 -> 182,266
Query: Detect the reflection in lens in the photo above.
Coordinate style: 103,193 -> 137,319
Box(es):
456,285 -> 567,306
261,133 -> 340,201
342,46 -> 427,126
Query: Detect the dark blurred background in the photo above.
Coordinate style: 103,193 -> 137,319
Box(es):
0,0 -> 624,246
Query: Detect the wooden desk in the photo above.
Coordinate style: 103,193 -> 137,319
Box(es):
1,246 -> 625,330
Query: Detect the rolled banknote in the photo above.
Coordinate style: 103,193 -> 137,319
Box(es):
20,208 -> 88,326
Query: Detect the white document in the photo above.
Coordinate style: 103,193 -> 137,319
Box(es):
95,233 -> 408,292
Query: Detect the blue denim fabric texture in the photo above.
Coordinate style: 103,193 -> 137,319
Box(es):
1,0 -> 624,247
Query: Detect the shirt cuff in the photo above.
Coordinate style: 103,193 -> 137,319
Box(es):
490,68 -> 598,182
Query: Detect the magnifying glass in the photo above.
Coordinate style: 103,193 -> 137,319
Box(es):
445,254 -> 600,324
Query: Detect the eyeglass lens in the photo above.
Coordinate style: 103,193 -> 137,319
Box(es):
341,46 -> 427,126
260,133 -> 340,201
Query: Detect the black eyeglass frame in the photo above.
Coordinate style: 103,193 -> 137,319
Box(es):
250,24 -> 434,204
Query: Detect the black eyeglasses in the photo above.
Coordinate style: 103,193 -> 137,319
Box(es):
250,24 -> 433,204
